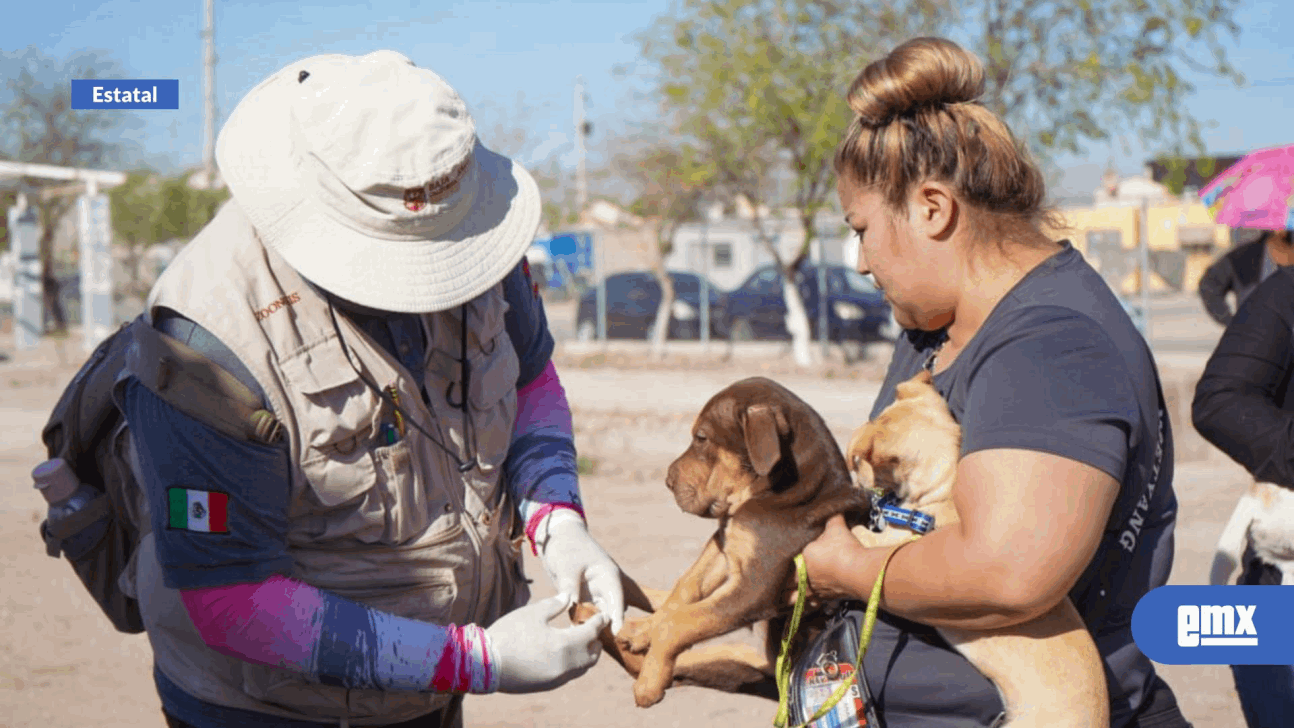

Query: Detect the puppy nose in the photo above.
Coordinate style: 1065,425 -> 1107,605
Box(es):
851,454 -> 861,470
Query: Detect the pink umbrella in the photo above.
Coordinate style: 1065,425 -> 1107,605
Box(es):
1199,144 -> 1294,230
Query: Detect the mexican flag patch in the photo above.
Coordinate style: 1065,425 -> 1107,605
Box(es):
168,488 -> 229,533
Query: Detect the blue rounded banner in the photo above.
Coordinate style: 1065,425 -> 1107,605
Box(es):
71,79 -> 178,110
1132,585 -> 1294,665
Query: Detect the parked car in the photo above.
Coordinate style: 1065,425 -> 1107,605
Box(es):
576,270 -> 729,341
726,263 -> 891,342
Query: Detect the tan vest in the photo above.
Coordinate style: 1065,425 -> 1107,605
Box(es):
128,200 -> 528,724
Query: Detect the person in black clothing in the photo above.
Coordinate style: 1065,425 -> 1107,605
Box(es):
1197,230 -> 1294,325
1192,265 -> 1294,728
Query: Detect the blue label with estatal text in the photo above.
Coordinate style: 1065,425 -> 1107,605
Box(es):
1132,585 -> 1294,665
71,79 -> 178,110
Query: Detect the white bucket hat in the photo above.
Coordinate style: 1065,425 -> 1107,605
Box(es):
216,50 -> 541,313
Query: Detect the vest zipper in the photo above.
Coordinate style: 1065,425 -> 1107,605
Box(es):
421,314 -> 487,620
412,356 -> 485,621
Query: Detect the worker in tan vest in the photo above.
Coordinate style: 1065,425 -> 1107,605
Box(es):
118,50 -> 624,728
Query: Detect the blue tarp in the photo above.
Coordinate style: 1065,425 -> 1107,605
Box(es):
529,232 -> 593,290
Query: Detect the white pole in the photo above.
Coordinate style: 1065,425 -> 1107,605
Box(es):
0,161 -> 125,186
574,76 -> 587,217
78,186 -> 113,352
9,195 -> 42,351
816,235 -> 827,361
202,0 -> 217,186
595,231 -> 605,344
1139,196 -> 1153,343
700,216 -> 710,350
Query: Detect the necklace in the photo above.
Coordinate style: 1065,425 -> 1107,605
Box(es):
922,331 -> 950,373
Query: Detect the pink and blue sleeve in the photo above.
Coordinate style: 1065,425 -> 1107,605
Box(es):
506,361 -> 586,554
174,361 -> 583,696
179,576 -> 496,694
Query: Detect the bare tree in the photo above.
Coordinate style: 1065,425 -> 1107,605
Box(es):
637,0 -> 946,366
637,0 -> 1241,366
475,91 -> 538,161
1,47 -> 139,333
615,142 -> 715,358
475,92 -> 584,230
964,0 -> 1243,163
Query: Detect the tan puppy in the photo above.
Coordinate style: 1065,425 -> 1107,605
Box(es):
846,370 -> 1108,728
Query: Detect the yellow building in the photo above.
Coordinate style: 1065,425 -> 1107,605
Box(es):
1047,193 -> 1230,296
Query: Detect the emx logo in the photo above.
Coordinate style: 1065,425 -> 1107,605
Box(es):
1177,604 -> 1258,647
1134,586 -> 1291,664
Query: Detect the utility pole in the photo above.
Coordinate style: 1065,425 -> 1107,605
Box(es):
200,0 -> 217,188
1138,196 -> 1153,343
573,76 -> 588,217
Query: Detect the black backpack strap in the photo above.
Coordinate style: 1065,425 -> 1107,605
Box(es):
126,318 -> 283,445
154,307 -> 267,404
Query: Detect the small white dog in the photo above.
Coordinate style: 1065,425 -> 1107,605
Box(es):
1209,481 -> 1294,586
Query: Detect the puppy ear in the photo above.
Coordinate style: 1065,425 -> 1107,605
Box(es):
744,404 -> 785,476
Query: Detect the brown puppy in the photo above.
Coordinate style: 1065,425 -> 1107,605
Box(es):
846,370 -> 1108,728
613,376 -> 869,708
577,372 -> 1107,725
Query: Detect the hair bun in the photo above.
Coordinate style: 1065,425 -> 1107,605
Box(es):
847,37 -> 985,126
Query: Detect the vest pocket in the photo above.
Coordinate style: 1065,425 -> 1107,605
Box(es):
298,435 -> 387,544
371,439 -> 443,544
297,435 -> 449,547
237,662 -> 449,723
467,330 -> 519,477
283,338 -> 437,546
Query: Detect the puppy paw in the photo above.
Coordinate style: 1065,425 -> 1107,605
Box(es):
632,645 -> 675,707
618,636 -> 652,655
632,676 -> 666,708
616,616 -> 655,654
569,601 -> 606,629
627,629 -> 654,655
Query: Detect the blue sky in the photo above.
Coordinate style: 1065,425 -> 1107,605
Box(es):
4,0 -> 1292,199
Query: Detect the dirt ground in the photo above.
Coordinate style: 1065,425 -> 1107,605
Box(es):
0,312 -> 1254,728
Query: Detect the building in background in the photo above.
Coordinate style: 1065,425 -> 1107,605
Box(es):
666,198 -> 850,291
1051,163 -> 1233,296
569,199 -> 656,282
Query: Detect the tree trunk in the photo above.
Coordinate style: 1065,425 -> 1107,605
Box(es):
650,261 -> 675,360
124,242 -> 143,298
39,229 -> 66,334
750,209 -> 815,368
35,197 -> 76,334
783,212 -> 821,369
781,265 -> 814,367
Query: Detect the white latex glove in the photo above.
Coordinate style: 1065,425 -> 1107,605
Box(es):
535,509 -> 626,635
483,594 -> 608,694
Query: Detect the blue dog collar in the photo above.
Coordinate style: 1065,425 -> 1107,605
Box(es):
875,492 -> 935,535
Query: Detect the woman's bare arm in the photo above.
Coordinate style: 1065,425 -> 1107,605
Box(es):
801,447 -> 1119,631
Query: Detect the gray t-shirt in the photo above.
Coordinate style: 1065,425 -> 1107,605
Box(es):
854,242 -> 1177,727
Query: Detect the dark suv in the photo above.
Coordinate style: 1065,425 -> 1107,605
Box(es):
576,270 -> 729,341
726,263 -> 891,342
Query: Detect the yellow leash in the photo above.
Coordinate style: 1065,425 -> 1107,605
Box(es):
773,536 -> 918,728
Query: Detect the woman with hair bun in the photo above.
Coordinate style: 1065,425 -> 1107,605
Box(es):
797,37 -> 1192,727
